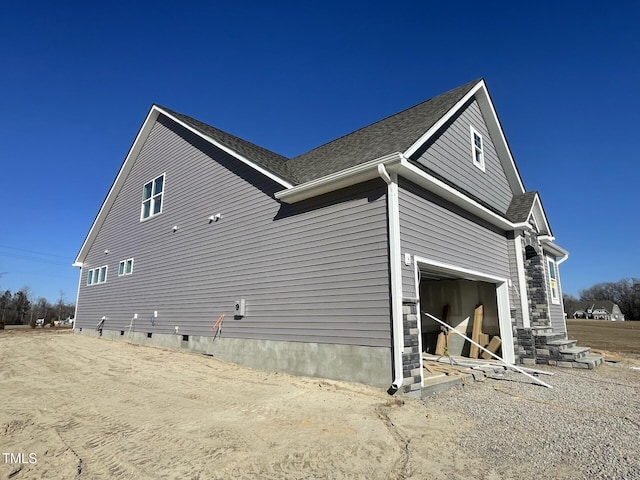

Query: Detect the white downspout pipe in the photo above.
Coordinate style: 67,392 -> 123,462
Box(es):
378,164 -> 404,393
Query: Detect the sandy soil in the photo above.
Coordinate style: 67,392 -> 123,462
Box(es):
0,330 -> 484,480
2,329 -> 639,479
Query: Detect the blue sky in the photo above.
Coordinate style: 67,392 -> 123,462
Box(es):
0,1 -> 638,303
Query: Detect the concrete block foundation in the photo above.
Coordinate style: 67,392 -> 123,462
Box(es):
76,328 -> 393,388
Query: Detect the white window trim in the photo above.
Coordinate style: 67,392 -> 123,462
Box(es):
470,125 -> 485,172
140,173 -> 166,221
87,265 -> 108,285
119,258 -> 134,276
547,256 -> 560,305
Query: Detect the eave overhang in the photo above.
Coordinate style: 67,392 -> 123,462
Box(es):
539,235 -> 569,263
275,153 -> 531,232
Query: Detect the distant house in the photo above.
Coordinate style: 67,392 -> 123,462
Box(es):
73,79 -> 595,396
573,302 -> 625,321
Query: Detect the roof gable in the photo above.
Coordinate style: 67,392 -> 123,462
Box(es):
287,80 -> 479,183
506,191 -> 552,236
75,105 -> 295,265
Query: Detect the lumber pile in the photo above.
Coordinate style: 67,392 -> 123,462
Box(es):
432,303 -> 501,360
422,359 -> 477,378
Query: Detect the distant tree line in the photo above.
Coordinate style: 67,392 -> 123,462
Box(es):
563,277 -> 640,321
0,287 -> 75,329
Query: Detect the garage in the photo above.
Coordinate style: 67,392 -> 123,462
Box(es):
414,258 -> 515,364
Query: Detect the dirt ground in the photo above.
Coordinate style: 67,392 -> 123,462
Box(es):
1,329 -> 638,479
567,319 -> 640,359
1,330 -> 483,479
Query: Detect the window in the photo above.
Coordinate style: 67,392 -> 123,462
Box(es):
141,174 -> 165,220
470,126 -> 485,171
547,258 -> 560,304
118,258 -> 134,276
87,266 -> 108,285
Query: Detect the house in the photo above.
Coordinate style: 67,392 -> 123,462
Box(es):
573,302 -> 625,321
73,79 -> 599,397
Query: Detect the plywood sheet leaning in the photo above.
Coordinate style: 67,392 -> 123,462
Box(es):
469,305 -> 483,359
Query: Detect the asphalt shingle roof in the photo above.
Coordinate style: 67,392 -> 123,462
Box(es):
506,191 -> 539,223
288,79 -> 480,183
157,105 -> 298,184
157,79 -> 480,186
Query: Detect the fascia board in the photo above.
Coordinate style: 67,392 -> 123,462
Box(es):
475,83 -> 526,194
398,158 -> 528,232
154,106 -> 294,190
531,193 -> 553,236
404,81 -> 484,159
275,153 -> 403,204
74,107 -> 161,265
404,80 -> 526,196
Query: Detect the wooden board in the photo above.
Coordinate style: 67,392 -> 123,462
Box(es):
481,336 -> 502,359
435,333 -> 446,356
469,305 -> 483,359
434,304 -> 450,356
478,333 -> 489,347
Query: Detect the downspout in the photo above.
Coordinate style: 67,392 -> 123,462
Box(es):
378,164 -> 404,393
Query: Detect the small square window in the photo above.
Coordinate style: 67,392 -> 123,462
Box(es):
470,126 -> 485,171
118,261 -> 125,276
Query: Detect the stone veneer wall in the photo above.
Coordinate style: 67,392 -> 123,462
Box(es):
401,299 -> 421,396
522,230 -> 550,328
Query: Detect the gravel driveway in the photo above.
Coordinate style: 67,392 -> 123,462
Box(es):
424,361 -> 640,479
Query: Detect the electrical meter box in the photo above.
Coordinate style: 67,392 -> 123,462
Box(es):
234,299 -> 246,317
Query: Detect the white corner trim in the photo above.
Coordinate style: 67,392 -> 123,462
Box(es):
513,233 -> 531,328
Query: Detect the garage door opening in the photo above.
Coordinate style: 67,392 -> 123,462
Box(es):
420,278 -> 500,356
415,259 -> 515,364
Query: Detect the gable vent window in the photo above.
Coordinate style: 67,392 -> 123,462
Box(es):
141,174 -> 165,221
470,126 -> 485,172
118,258 -> 134,276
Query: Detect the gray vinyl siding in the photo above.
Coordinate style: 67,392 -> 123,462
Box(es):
414,100 -> 513,213
76,115 -> 391,347
398,179 -> 510,299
